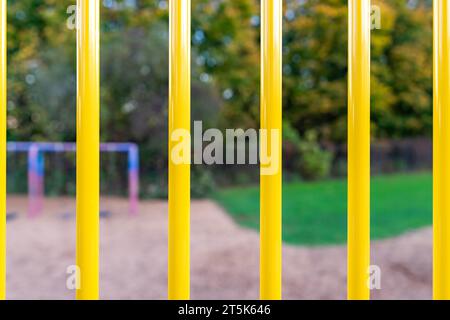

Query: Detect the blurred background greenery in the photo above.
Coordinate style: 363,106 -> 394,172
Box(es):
4,0 -> 435,243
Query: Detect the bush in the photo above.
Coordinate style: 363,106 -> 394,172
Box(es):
141,167 -> 216,199
283,122 -> 332,181
191,167 -> 216,198
297,131 -> 333,181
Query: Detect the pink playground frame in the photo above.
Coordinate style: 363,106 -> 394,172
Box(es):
8,142 -> 139,218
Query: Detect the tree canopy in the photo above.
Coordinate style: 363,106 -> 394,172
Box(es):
4,0 -> 434,191
5,0 -> 433,144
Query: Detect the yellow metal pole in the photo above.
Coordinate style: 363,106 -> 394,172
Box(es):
433,0 -> 450,300
260,0 -> 282,300
76,0 -> 100,300
0,0 -> 6,301
168,0 -> 190,300
348,0 -> 370,300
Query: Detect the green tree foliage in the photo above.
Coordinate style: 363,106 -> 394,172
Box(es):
283,0 -> 432,142
4,0 -> 435,193
6,0 -> 434,141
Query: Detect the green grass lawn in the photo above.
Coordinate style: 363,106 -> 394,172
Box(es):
213,172 -> 432,245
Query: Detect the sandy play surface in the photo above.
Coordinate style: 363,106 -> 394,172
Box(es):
5,196 -> 432,300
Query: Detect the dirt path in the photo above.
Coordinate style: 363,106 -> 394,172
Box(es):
5,196 -> 432,300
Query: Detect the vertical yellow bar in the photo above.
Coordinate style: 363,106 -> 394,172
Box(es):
433,0 -> 450,300
0,0 -> 6,301
348,0 -> 370,300
260,0 -> 282,300
168,0 -> 190,300
76,0 -> 100,300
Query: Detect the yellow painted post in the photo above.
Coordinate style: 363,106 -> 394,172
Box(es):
76,0 -> 100,300
348,0 -> 370,300
260,0 -> 282,300
433,0 -> 450,300
168,0 -> 191,300
0,0 -> 6,301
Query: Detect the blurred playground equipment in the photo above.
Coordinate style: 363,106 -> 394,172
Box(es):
1,0 -> 450,301
6,142 -> 139,218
